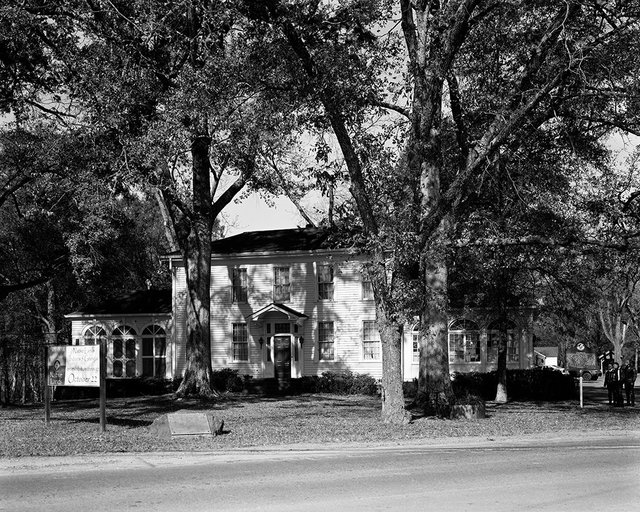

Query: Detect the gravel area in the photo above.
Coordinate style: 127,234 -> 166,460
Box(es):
1,392 -> 639,457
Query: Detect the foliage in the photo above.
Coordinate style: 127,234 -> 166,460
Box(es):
0,290 -> 45,405
312,371 -> 380,396
452,368 -> 577,402
211,369 -> 245,393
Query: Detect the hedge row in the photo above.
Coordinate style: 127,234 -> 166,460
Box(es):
54,369 -> 380,399
451,367 -> 577,401
54,367 -> 574,401
216,369 -> 380,396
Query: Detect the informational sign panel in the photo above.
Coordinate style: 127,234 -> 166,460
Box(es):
565,342 -> 598,371
566,351 -> 596,368
48,345 -> 100,387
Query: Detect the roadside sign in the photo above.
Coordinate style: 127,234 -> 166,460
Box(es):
47,345 -> 100,387
45,343 -> 107,432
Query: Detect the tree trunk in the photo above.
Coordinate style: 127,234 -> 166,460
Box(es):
378,306 -> 411,425
174,119 -> 219,399
494,287 -> 509,403
494,342 -> 508,403
176,238 -> 217,398
418,259 -> 454,417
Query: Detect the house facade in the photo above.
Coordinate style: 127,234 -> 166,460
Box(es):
65,290 -> 173,380
67,228 -> 535,382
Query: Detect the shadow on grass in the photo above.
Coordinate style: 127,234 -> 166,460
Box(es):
0,393 -> 381,424
64,416 -> 154,428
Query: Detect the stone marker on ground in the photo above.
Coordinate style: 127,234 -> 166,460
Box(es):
150,411 -> 224,438
450,402 -> 486,420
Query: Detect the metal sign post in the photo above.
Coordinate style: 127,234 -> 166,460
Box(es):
579,376 -> 583,408
100,339 -> 107,432
44,345 -> 51,426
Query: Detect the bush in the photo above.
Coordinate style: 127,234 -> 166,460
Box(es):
211,368 -> 244,392
403,379 -> 418,398
292,376 -> 321,394
452,368 -> 577,402
316,371 -> 379,395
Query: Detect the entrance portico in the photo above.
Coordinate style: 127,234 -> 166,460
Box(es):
246,303 -> 307,385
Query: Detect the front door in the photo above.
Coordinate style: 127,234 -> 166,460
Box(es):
274,336 -> 291,388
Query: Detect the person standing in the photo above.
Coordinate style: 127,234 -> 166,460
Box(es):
621,360 -> 637,406
604,362 -> 622,406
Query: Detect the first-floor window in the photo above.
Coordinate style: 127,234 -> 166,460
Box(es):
83,325 -> 106,346
318,321 -> 335,361
363,320 -> 381,360
412,331 -> 420,363
448,319 -> 480,364
112,325 -> 137,378
142,325 -> 167,377
487,320 -> 518,363
232,323 -> 249,361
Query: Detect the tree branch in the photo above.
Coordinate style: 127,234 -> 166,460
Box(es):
373,100 -> 410,119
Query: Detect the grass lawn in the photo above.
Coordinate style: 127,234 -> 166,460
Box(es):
1,392 -> 639,457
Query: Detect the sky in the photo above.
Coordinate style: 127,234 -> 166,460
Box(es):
219,192 -> 317,237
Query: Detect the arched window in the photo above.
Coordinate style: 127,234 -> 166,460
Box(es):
142,325 -> 167,377
487,320 -> 518,363
83,325 -> 106,346
112,325 -> 137,378
448,319 -> 480,364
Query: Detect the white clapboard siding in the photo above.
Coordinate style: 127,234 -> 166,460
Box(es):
204,254 -> 384,379
166,245 -> 537,381
173,266 -> 188,377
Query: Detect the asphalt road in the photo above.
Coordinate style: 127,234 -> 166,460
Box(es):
2,436 -> 640,512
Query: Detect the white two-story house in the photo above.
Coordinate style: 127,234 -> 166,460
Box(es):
66,227 -> 535,382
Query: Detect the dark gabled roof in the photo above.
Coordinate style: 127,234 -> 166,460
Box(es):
66,289 -> 172,317
209,227 -> 337,255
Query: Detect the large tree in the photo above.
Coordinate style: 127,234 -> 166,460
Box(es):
238,0 -> 640,420
64,1 -> 301,397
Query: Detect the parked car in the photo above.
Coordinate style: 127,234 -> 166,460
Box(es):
546,365 -> 570,375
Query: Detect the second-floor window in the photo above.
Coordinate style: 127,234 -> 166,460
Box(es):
273,266 -> 290,302
232,268 -> 248,303
317,264 -> 334,301
362,272 -> 374,300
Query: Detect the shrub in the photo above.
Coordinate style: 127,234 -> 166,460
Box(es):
403,379 -> 418,398
211,368 -> 244,392
292,376 -> 321,393
316,371 -> 379,395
